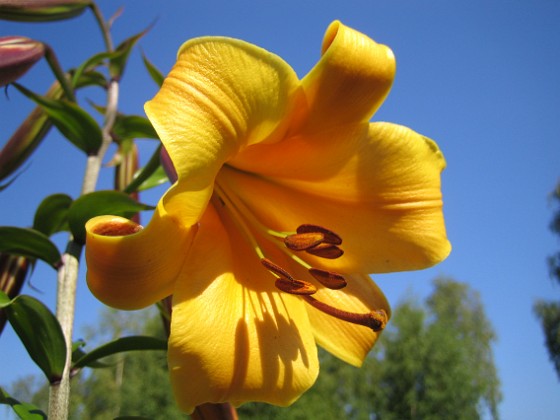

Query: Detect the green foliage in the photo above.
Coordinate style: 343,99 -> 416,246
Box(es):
0,291 -> 67,384
67,190 -> 154,244
7,278 -> 501,419
534,182 -> 560,380
12,83 -> 103,154
0,227 -> 61,269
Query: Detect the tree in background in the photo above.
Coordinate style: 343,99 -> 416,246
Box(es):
534,182 -> 560,379
8,277 -> 500,419
371,277 -> 501,420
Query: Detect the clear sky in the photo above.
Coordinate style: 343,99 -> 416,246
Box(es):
1,1 -> 560,419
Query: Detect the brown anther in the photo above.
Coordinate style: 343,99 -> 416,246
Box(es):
297,224 -> 342,245
275,278 -> 317,295
308,268 -> 347,290
305,243 -> 344,259
284,232 -> 324,251
261,258 -> 294,281
303,295 -> 388,332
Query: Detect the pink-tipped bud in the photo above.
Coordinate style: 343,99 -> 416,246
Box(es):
0,36 -> 45,86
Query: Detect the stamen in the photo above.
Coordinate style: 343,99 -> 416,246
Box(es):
297,224 -> 342,245
308,268 -> 347,289
261,258 -> 294,281
284,232 -> 325,251
275,278 -> 317,295
305,243 -> 344,259
302,295 -> 388,332
261,258 -> 317,295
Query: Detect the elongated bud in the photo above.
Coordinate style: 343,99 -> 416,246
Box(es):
0,82 -> 62,182
160,146 -> 177,183
0,253 -> 29,333
0,0 -> 90,22
0,36 -> 45,86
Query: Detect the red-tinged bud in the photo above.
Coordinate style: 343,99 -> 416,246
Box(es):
0,82 -> 62,182
0,0 -> 90,22
161,146 -> 177,183
0,36 -> 45,86
0,253 -> 29,333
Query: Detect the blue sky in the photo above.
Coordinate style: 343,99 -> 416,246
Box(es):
2,1 -> 560,418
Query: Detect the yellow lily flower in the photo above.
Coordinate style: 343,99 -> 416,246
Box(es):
85,20 -> 450,413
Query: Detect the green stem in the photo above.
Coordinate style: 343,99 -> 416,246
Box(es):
43,44 -> 76,102
48,3 -> 118,419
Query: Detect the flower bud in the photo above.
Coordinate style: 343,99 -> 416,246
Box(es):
0,36 -> 45,86
0,82 -> 62,182
0,0 -> 90,22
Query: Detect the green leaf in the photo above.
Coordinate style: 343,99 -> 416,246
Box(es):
0,291 -> 67,383
33,193 -> 73,237
142,51 -> 164,87
67,191 -> 154,244
110,24 -> 153,79
72,335 -> 167,369
0,386 -> 47,420
137,165 -> 169,191
13,83 -> 102,154
113,114 -> 158,140
123,144 -> 164,194
0,226 -> 61,269
71,50 -> 117,88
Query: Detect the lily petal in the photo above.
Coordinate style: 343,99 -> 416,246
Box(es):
85,201 -> 194,310
219,122 -> 450,273
292,265 -> 390,367
296,20 -> 395,132
144,37 -> 302,221
168,201 -> 318,413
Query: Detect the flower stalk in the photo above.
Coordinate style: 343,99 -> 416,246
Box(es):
47,5 -> 118,418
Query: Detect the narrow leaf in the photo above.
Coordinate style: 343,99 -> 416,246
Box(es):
0,227 -> 61,269
1,291 -> 67,383
142,51 -> 164,87
110,24 -> 153,79
67,190 -> 154,244
13,83 -> 102,154
123,144 -> 163,194
0,386 -> 47,420
72,335 -> 167,369
71,50 -> 118,88
33,193 -> 73,237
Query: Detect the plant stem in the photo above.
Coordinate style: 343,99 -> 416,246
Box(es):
48,4 -> 118,418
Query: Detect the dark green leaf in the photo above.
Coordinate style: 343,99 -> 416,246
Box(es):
67,191 -> 154,244
110,24 -> 153,79
13,83 -> 102,154
72,335 -> 167,369
1,291 -> 67,383
0,226 -> 61,269
33,193 -> 73,237
113,115 -> 158,140
142,51 -> 164,87
0,386 -> 47,420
